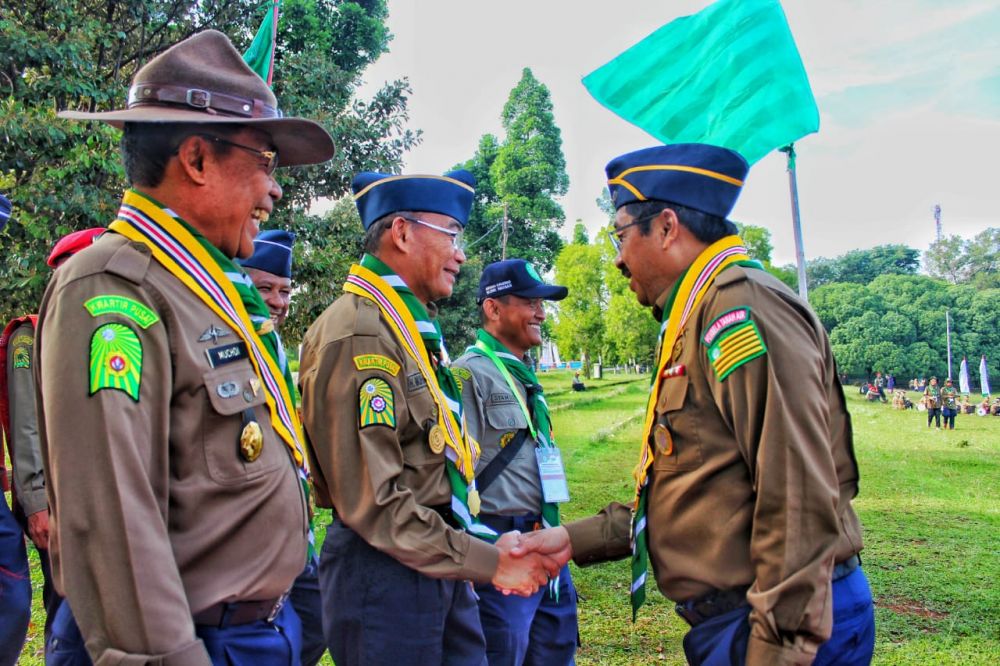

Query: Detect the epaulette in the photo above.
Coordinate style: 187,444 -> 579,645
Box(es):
104,240 -> 152,285
714,264 -> 751,289
354,297 -> 382,337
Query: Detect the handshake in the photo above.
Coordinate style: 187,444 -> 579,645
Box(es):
490,526 -> 573,596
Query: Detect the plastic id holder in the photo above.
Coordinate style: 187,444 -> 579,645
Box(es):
536,447 -> 570,503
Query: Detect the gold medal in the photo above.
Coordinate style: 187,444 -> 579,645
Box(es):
428,425 -> 446,454
240,421 -> 264,462
653,424 -> 673,456
257,319 -> 275,336
467,488 -> 481,516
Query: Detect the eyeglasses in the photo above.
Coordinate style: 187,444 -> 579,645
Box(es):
606,211 -> 661,252
402,217 -> 465,251
195,133 -> 279,174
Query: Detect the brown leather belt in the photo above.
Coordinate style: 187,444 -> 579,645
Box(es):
193,591 -> 289,628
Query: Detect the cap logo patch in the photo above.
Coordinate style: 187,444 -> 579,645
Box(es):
525,264 -> 542,282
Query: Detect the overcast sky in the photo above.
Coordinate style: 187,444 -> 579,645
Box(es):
355,0 -> 1000,266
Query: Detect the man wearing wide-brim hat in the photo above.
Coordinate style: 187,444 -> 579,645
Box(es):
35,30 -> 333,665
514,143 -> 875,665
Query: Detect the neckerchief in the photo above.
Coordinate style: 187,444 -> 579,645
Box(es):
344,254 -> 495,539
470,328 -> 563,594
631,235 -> 750,620
110,189 -> 316,563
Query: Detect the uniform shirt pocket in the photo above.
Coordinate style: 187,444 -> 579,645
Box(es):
653,374 -> 704,472
485,402 -> 529,432
402,383 -> 440,469
201,361 -> 282,484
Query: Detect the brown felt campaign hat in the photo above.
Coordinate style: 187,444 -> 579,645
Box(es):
58,30 -> 334,167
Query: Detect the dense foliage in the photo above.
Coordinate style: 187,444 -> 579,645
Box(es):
0,0 -> 419,346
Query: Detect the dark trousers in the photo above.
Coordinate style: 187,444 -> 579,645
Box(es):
927,407 -> 941,427
941,408 -> 956,429
319,519 -> 487,666
290,557 -> 327,666
13,503 -> 63,645
0,498 -> 30,666
48,594 -> 302,665
475,565 -> 577,666
681,567 -> 875,666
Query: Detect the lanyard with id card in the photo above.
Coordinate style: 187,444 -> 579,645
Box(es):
474,340 -> 570,504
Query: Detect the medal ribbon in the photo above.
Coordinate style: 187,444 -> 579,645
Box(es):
109,190 -> 316,561
344,258 -> 495,538
630,235 -> 750,620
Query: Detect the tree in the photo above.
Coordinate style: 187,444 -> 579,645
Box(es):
925,228 -> 1000,289
0,0 -> 419,336
552,242 -> 607,371
806,244 -> 920,287
735,222 -> 773,264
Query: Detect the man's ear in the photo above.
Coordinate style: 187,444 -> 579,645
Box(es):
175,135 -> 210,186
659,208 -> 680,250
388,216 -> 410,253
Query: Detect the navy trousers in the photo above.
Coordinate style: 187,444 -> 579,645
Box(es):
0,498 -> 30,666
290,558 -> 327,666
682,567 -> 875,666
474,564 -> 577,666
48,595 -> 302,665
319,519 -> 488,666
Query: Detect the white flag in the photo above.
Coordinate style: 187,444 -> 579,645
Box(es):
981,356 -> 991,397
959,357 -> 970,395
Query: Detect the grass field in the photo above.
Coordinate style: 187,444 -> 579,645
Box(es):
8,370 -> 999,664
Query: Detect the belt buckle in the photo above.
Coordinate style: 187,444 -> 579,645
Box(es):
186,88 -> 212,109
266,590 -> 290,623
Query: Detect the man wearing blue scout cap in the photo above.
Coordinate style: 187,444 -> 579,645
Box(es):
240,229 -> 295,328
514,143 -> 874,665
452,259 -> 578,666
299,171 -> 561,665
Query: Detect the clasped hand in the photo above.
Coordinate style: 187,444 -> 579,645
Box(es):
490,527 -> 573,596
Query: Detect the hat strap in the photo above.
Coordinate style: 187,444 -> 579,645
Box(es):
128,83 -> 281,119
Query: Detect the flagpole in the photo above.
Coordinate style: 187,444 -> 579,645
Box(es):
780,144 -> 808,301
946,310 -> 952,380
266,0 -> 279,86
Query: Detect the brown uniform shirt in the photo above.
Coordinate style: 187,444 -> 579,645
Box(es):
6,322 -> 49,515
566,266 -> 863,665
299,292 -> 498,581
35,234 -> 308,665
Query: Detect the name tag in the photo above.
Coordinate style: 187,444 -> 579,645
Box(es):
535,447 -> 570,504
206,341 -> 249,368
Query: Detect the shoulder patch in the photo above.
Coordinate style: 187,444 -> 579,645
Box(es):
706,320 -> 767,382
353,353 -> 400,376
451,366 -> 473,381
85,295 -> 160,329
359,377 -> 395,429
703,307 -> 751,346
12,335 -> 32,369
89,323 -> 142,401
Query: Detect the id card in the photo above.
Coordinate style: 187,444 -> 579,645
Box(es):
535,447 -> 570,503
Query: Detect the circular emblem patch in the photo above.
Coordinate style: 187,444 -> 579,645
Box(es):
108,354 -> 128,374
371,395 -> 387,413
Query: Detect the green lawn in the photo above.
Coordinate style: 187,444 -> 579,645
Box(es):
9,372 -> 999,664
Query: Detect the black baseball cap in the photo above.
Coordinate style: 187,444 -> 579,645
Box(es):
477,259 -> 568,304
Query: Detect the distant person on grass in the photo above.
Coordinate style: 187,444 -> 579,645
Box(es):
924,377 -> 942,429
571,372 -> 586,392
512,143 -> 874,665
939,378 -> 958,430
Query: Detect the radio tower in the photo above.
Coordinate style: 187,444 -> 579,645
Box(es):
934,204 -> 942,241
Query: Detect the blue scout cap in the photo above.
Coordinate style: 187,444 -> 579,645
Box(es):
605,144 -> 749,218
351,170 -> 477,230
478,259 -> 568,304
239,229 -> 295,278
0,194 -> 10,232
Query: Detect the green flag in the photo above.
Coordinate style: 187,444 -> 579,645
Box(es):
582,0 -> 818,164
242,0 -> 280,86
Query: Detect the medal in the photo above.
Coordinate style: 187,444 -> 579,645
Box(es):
257,319 -> 274,336
240,421 -> 264,461
467,488 -> 481,516
428,424 -> 446,454
653,424 -> 673,456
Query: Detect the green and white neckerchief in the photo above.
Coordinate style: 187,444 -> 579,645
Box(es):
345,254 -> 495,539
110,189 -> 316,563
630,235 -> 751,620
469,328 -> 563,595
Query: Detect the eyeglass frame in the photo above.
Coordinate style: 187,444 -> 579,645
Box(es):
401,216 -> 466,251
193,133 -> 279,174
606,210 -> 664,252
